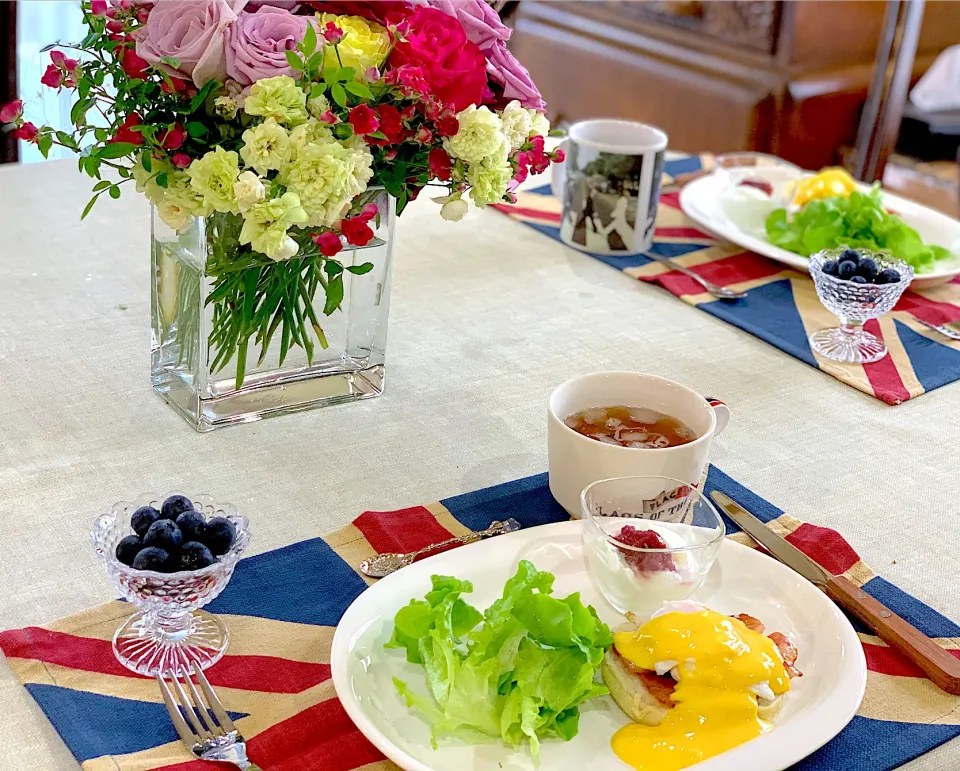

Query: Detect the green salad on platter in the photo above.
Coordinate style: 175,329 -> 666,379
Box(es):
386,560 -> 613,759
764,184 -> 953,274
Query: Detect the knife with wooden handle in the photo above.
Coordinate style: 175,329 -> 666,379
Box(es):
710,491 -> 960,695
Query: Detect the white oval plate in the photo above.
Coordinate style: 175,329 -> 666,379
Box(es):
331,520 -> 867,771
679,171 -> 960,289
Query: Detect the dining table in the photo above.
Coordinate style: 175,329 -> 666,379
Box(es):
1,156 -> 959,770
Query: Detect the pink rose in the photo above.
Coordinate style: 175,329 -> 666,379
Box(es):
226,6 -> 313,85
486,40 -> 544,111
412,0 -> 509,51
135,0 -> 246,88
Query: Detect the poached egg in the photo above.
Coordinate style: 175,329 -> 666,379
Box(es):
610,602 -> 791,771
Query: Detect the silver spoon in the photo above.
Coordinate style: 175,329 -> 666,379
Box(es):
644,252 -> 746,300
360,518 -> 521,578
915,318 -> 960,341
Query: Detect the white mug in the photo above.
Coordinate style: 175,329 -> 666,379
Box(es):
552,119 -> 667,256
547,372 -> 730,517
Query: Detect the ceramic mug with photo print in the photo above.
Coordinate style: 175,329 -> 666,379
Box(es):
552,120 -> 668,256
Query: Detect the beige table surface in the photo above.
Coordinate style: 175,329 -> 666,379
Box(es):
1,158 -> 958,769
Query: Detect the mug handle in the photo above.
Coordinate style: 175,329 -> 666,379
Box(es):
550,139 -> 569,199
705,397 -> 730,435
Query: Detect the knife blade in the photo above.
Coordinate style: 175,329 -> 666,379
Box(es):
710,490 -> 960,695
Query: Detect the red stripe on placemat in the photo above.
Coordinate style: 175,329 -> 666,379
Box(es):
245,696 -> 385,771
0,628 -> 330,694
643,251 -> 781,297
861,320 -> 911,405
655,226 -> 715,240
659,191 -> 682,209
862,641 -> 960,678
354,506 -> 455,556
784,523 -> 860,576
894,291 -> 960,325
491,203 -> 560,222
150,761 -> 223,771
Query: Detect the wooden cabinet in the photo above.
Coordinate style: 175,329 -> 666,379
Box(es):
510,1 -> 960,170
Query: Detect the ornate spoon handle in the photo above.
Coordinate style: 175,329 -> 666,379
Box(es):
402,518 -> 521,565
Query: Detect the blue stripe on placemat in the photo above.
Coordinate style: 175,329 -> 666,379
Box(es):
441,472 -> 567,531
663,155 -> 705,177
894,319 -> 960,393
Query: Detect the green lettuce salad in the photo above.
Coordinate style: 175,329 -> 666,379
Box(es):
765,185 -> 953,274
386,560 -> 613,759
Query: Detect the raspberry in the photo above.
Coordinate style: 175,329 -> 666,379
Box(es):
612,525 -> 676,573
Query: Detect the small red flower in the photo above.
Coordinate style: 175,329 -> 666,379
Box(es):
364,66 -> 381,83
0,99 -> 23,124
348,104 -> 379,136
360,203 -> 378,221
512,165 -> 528,185
160,77 -> 186,94
415,125 -> 432,144
136,7 -> 150,23
384,148 -> 398,161
90,0 -> 108,15
40,64 -> 63,89
384,64 -> 428,97
13,122 -> 39,142
319,110 -> 340,125
121,49 -> 150,79
374,104 -> 404,144
49,50 -> 66,67
64,58 -> 80,72
171,152 -> 192,169
313,231 -> 343,257
110,112 -> 144,145
435,115 -> 459,138
400,104 -> 417,121
106,19 -> 125,33
323,22 -> 344,45
551,148 -> 566,164
340,217 -> 375,247
428,148 -> 452,181
160,122 -> 186,150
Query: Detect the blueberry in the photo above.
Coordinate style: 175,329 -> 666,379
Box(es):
849,275 -> 868,284
203,517 -> 237,556
837,260 -> 857,280
876,268 -> 902,285
822,260 -> 839,277
161,494 -> 194,520
856,258 -> 878,281
115,535 -> 143,566
132,546 -> 173,572
143,519 -> 183,551
180,541 -> 216,571
131,506 -> 160,537
839,248 -> 860,265
176,510 -> 207,543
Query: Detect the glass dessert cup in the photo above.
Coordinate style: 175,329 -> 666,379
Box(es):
91,494 -> 251,676
809,249 -> 913,364
580,476 -> 724,615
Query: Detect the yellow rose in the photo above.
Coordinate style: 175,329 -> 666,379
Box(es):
320,14 -> 389,75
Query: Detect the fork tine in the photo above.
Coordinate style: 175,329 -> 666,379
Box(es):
182,669 -> 225,737
167,669 -> 213,741
193,663 -> 238,733
156,674 -> 198,748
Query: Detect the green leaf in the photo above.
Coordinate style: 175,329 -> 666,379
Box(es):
108,185 -> 121,200
302,20 -> 317,56
331,83 -> 347,108
93,127 -> 107,142
55,131 -> 77,149
333,123 -> 354,141
345,81 -> 372,99
159,55 -> 181,69
323,274 -> 344,315
189,80 -> 218,114
155,172 -> 168,188
81,192 -> 101,220
338,67 -> 356,82
307,51 -> 324,73
346,262 -> 374,275
186,121 -> 207,138
70,98 -> 94,125
92,180 -> 112,192
38,134 -> 53,159
310,83 -> 326,99
141,153 -> 152,173
285,49 -> 303,71
95,142 -> 138,159
324,261 -> 344,277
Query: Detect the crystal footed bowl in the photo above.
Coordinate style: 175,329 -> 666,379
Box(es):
91,493 -> 251,676
809,249 -> 913,364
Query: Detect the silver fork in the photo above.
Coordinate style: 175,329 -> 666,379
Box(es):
157,664 -> 260,769
915,318 -> 960,341
644,252 -> 747,300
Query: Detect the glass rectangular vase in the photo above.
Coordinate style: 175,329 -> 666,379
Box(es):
150,190 -> 394,432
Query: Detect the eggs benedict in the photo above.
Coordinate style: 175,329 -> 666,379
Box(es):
791,167 -> 858,208
602,601 -> 801,771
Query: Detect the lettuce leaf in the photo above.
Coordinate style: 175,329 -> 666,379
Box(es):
764,185 -> 953,273
386,560 -> 612,759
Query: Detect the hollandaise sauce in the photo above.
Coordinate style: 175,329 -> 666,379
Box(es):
791,167 -> 858,208
611,609 -> 791,771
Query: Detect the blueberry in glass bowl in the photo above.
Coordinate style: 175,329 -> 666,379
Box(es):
809,248 -> 913,364
91,493 -> 251,676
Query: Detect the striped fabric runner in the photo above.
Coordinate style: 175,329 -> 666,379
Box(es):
2,467 -> 960,770
495,155 -> 960,405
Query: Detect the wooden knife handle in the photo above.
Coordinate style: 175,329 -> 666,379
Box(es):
825,575 -> 960,695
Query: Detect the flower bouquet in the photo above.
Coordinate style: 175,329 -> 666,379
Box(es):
4,0 -> 560,430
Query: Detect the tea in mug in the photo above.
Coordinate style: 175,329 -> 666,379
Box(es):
563,406 -> 697,448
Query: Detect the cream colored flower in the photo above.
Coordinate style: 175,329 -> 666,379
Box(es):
466,151 -> 513,208
307,93 -> 331,121
280,137 -> 373,227
239,192 -> 309,260
319,14 -> 390,75
187,147 -> 241,214
215,95 -> 240,120
234,170 -> 266,212
133,153 -> 168,206
528,110 -> 550,138
442,196 -> 468,221
158,170 -> 212,231
243,75 -> 308,126
157,198 -> 192,232
500,101 -> 532,150
288,119 -> 334,160
444,105 -> 506,164
240,117 -> 291,176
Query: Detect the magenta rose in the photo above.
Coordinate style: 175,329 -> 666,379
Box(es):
486,40 -> 545,111
226,6 -> 314,85
135,0 -> 245,88
412,0 -> 509,51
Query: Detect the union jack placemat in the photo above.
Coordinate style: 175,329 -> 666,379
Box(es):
495,155 -> 960,405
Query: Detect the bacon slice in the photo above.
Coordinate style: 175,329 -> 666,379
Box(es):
734,613 -> 766,634
612,648 -> 677,705
768,631 -> 802,678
